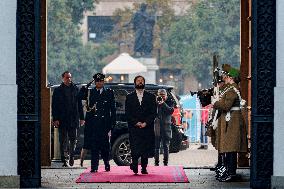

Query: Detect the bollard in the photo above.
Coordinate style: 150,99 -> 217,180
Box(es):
52,127 -> 61,161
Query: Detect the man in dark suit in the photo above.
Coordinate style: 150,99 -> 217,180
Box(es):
82,73 -> 116,173
52,71 -> 85,167
154,89 -> 174,166
125,75 -> 157,174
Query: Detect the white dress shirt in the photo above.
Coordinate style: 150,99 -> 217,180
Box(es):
135,89 -> 144,105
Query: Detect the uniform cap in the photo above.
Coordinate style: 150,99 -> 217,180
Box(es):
228,67 -> 240,78
93,73 -> 105,82
221,64 -> 231,75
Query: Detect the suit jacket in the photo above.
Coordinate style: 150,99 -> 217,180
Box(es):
52,82 -> 84,129
125,90 -> 157,157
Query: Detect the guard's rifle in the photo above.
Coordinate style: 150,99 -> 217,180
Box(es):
206,53 -> 221,133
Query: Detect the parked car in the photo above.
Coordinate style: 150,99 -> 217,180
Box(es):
50,82 -> 189,166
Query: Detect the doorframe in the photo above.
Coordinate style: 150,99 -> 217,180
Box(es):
16,0 -> 276,188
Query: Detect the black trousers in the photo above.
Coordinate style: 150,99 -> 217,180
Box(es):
132,153 -> 148,168
91,142 -> 110,170
225,152 -> 237,175
58,127 -> 77,162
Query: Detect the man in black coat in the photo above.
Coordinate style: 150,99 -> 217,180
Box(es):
52,71 -> 85,167
125,75 -> 157,174
82,73 -> 116,173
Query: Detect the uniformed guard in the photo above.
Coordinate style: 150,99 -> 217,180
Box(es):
83,73 -> 116,173
212,66 -> 248,182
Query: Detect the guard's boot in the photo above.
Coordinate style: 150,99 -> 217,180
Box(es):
130,163 -> 138,174
141,167 -> 148,174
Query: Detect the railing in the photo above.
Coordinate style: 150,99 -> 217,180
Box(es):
182,108 -> 210,145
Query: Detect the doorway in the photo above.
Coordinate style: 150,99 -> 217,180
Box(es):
16,0 -> 275,188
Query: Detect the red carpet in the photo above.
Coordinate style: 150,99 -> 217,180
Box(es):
76,166 -> 189,183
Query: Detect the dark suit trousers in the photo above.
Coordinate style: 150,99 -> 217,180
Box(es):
58,127 -> 77,162
132,154 -> 148,168
91,142 -> 110,169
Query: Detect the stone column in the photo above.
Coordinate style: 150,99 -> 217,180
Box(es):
129,57 -> 159,84
0,0 -> 20,187
273,0 -> 284,188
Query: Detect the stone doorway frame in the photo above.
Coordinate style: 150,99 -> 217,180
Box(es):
16,0 -> 275,188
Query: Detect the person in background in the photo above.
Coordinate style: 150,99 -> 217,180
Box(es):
198,104 -> 211,150
52,71 -> 85,167
125,75 -> 157,174
154,89 -> 174,166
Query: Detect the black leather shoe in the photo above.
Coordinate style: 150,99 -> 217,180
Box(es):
105,163 -> 110,172
141,168 -> 148,174
69,156 -> 74,167
90,168 -> 98,173
62,161 -> 68,167
130,163 -> 138,174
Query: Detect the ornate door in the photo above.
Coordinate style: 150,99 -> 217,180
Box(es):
251,0 -> 275,188
16,0 -> 41,187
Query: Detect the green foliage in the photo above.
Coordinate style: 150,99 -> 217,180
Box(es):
47,0 -> 117,84
65,0 -> 97,24
163,0 -> 240,88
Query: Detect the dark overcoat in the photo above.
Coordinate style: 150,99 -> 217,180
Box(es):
52,83 -> 84,129
84,87 -> 116,149
125,90 -> 157,157
156,98 -> 174,140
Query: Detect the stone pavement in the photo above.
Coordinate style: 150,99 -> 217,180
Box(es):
41,144 -> 250,188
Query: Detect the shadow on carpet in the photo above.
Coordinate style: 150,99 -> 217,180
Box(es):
76,165 -> 189,183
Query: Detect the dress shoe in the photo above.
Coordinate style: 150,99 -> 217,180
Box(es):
105,163 -> 110,172
62,161 -> 68,167
217,174 -> 232,182
197,145 -> 208,150
90,169 -> 98,173
141,167 -> 148,174
69,156 -> 74,167
141,168 -> 148,175
163,161 -> 168,166
130,163 -> 138,174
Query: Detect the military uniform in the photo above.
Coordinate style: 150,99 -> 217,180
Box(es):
212,67 -> 248,182
83,73 -> 116,172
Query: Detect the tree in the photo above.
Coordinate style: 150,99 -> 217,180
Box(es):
163,0 -> 240,88
47,0 -> 117,84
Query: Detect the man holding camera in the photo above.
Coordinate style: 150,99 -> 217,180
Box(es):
154,89 -> 174,166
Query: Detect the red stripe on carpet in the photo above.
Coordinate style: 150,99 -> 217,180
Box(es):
76,166 -> 189,183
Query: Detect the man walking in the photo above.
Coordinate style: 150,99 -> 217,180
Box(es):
82,73 -> 116,173
125,75 -> 157,174
52,71 -> 85,167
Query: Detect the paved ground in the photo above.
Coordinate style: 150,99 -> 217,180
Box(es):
41,144 -> 250,188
